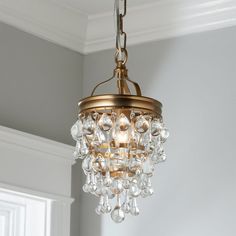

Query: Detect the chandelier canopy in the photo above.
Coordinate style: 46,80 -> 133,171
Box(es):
71,0 -> 169,223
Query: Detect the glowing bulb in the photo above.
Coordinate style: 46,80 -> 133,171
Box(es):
116,131 -> 130,143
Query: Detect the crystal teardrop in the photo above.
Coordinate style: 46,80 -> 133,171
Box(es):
98,113 -> 113,131
135,115 -> 149,133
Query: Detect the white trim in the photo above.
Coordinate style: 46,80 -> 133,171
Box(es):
0,0 -> 87,53
0,199 -> 26,236
85,0 -> 236,53
0,183 -> 74,205
0,126 -> 75,165
0,0 -> 235,54
0,183 -> 74,236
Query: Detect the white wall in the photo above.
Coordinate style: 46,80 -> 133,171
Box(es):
82,26 -> 236,236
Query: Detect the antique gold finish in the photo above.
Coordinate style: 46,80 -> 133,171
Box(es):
78,95 -> 162,117
71,0 -> 169,223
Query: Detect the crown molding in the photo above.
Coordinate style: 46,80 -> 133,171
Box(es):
0,0 -> 235,54
0,0 -> 88,53
0,126 -> 75,165
85,0 -> 236,53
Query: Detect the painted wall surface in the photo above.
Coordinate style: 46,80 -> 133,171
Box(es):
0,22 -> 82,146
0,22 -> 83,236
0,19 -> 236,236
83,26 -> 236,236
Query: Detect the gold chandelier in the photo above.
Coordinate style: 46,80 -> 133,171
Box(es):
71,0 -> 169,223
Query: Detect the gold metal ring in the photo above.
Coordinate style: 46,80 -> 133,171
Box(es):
78,94 -> 162,117
115,48 -> 128,65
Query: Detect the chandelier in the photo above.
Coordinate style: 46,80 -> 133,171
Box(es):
71,0 -> 169,223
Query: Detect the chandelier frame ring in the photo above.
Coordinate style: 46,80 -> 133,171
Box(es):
78,94 -> 162,117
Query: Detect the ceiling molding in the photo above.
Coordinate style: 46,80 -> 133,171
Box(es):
0,0 -> 235,54
0,0 -> 87,53
85,0 -> 236,53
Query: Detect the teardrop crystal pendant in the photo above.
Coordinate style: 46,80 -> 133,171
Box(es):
98,113 -> 113,131
71,0 -> 169,223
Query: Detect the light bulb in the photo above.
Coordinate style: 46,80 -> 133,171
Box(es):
116,130 -> 130,143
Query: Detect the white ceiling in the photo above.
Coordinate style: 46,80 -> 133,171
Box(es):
0,0 -> 235,54
59,0 -> 160,15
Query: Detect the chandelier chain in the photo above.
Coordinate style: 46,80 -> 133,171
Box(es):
115,0 -> 128,64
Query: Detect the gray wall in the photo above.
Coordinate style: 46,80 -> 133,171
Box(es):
0,20 -> 235,236
0,22 -> 82,145
83,26 -> 236,236
0,22 -> 83,236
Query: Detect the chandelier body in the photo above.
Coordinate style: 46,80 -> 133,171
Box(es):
71,0 -> 169,223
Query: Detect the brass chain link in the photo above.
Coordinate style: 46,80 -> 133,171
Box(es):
115,0 -> 128,64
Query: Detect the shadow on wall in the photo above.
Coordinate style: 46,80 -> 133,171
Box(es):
71,161 -> 102,236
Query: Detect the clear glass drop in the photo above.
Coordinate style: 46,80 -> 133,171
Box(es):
129,182 -> 141,197
95,196 -> 105,215
92,112 -> 99,121
116,113 -> 130,131
142,158 -> 154,177
88,172 -> 97,193
73,141 -> 84,159
140,189 -> 148,198
141,187 -> 154,198
80,138 -> 89,157
121,190 -> 130,213
151,119 -> 162,136
140,131 -> 151,147
93,155 -> 107,172
130,198 -> 140,216
111,206 -> 125,223
82,156 -> 93,174
71,120 -> 83,141
138,174 -> 148,190
82,174 -> 91,193
95,179 -> 103,196
83,115 -> 96,135
147,187 -> 154,196
111,180 -> 124,194
98,113 -> 113,131
135,115 -> 149,133
130,110 -> 136,120
160,127 -> 169,142
103,195 -> 112,213
151,149 -> 166,164
151,151 -> 159,165
104,171 -> 112,187
122,178 -> 130,189
121,202 -> 130,214
129,158 -> 142,172
103,187 -> 115,199
158,152 -> 167,163
73,150 -> 79,160
96,128 -> 106,143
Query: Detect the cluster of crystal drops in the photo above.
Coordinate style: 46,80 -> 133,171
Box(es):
71,110 -> 169,223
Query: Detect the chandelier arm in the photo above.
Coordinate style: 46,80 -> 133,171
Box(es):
117,79 -> 131,95
91,75 -> 115,96
126,77 -> 142,96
